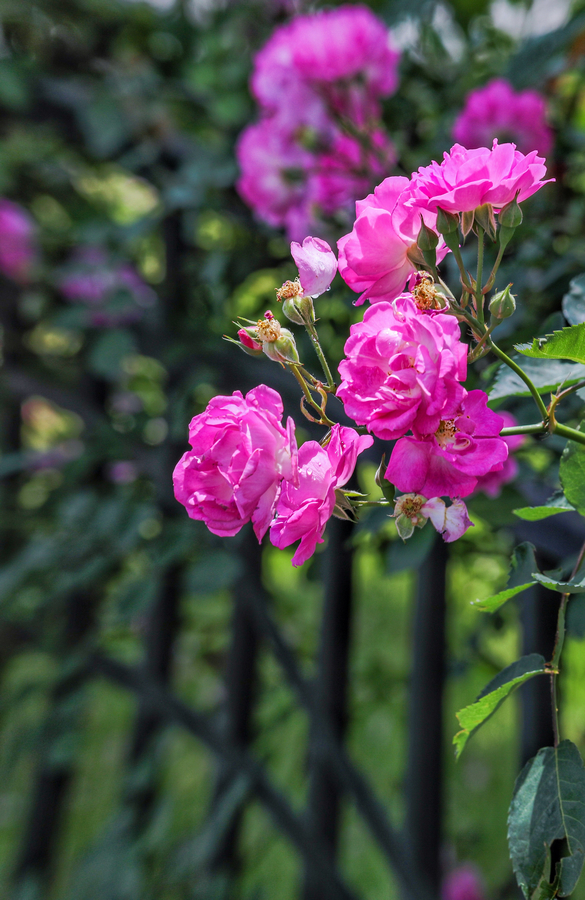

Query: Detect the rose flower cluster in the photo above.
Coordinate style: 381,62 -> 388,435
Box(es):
236,5 -> 400,240
175,139 -> 551,564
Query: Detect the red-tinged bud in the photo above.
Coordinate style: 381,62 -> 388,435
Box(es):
238,328 -> 262,351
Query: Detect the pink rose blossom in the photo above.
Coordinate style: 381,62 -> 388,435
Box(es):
386,389 -> 508,499
404,140 -> 552,216
453,79 -> 553,157
473,410 -> 525,497
338,176 -> 448,305
0,199 -> 37,284
173,386 -> 298,541
311,131 -> 396,218
442,865 -> 485,900
270,424 -> 372,566
337,296 -> 467,441
291,236 -> 337,297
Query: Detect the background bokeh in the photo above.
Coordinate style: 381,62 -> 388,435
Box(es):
2,0 -> 585,898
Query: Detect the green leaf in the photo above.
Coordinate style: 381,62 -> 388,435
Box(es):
473,542 -> 538,612
562,274 -> 585,325
453,654 -> 547,758
488,357 -> 585,401
533,569 -> 585,594
508,740 -> 585,898
560,425 -> 585,515
515,323 -> 585,364
513,490 -> 576,521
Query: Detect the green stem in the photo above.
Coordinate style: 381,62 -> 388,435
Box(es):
553,422 -> 585,446
500,423 -> 547,436
290,365 -> 333,425
549,538 -> 585,746
483,242 -> 506,294
475,227 -> 485,325
488,338 -> 549,420
449,241 -> 473,292
304,320 -> 336,392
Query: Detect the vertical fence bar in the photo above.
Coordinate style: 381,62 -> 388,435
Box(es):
303,516 -> 355,900
519,581 -> 558,765
406,535 -> 447,896
209,528 -> 260,874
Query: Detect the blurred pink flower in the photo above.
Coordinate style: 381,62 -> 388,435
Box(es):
386,389 -> 508,499
337,296 -> 467,441
337,175 -> 447,305
173,386 -> 298,541
58,247 -> 156,327
453,79 -> 553,156
404,140 -> 552,216
442,865 -> 485,900
270,424 -> 372,565
0,199 -> 37,284
473,410 -> 525,497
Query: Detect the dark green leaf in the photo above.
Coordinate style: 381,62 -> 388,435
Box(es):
473,542 -> 538,612
514,490 -> 575,521
488,357 -> 585,401
508,740 -> 585,898
454,654 -> 547,757
533,569 -> 585,594
560,425 -> 585,515
515,324 -> 585,364
562,274 -> 585,325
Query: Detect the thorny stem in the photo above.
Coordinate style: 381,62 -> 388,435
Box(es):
304,319 -> 336,392
475,227 -> 485,325
487,338 -> 549,420
290,365 -> 334,426
549,538 -> 585,746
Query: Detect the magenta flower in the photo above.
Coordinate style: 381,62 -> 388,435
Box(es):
386,389 -> 508,499
0,199 -> 37,284
404,140 -> 552,216
338,176 -> 448,305
337,296 -> 467,441
291,236 -> 338,298
173,386 -> 298,541
473,410 -> 525,497
270,424 -> 372,566
453,79 -> 553,156
442,865 -> 485,900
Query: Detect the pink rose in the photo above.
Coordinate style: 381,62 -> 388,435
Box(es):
442,865 -> 485,900
270,424 -> 372,566
311,131 -> 396,218
386,389 -> 508,499
291,236 -> 337,298
453,79 -> 553,157
393,493 -> 473,542
173,386 -> 298,541
337,296 -> 467,441
404,140 -> 552,216
0,199 -> 37,284
338,176 -> 448,305
472,410 -> 525,497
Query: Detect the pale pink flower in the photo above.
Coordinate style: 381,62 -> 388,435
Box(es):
393,494 -> 473,542
338,176 -> 448,305
453,79 -> 553,156
404,140 -> 552,216
291,236 -> 337,297
0,199 -> 37,284
442,865 -> 485,900
270,424 -> 372,566
386,389 -> 508,499
337,296 -> 467,441
173,386 -> 298,541
472,410 -> 525,497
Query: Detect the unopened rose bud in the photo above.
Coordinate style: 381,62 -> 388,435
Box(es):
473,203 -> 497,241
263,327 -> 300,365
489,283 -> 516,320
238,328 -> 262,352
417,215 -> 439,251
498,193 -> 523,229
436,207 -> 460,236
